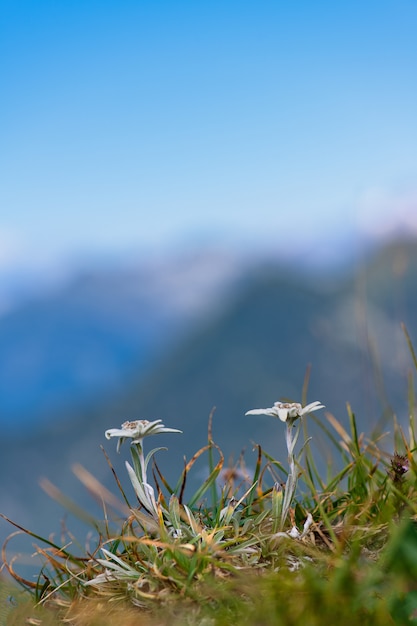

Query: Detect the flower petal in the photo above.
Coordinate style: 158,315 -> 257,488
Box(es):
301,401 -> 325,415
245,408 -> 278,417
105,427 -> 132,440
277,408 -> 289,422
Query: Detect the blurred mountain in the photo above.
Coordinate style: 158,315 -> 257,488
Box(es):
1,238 -> 417,574
0,249 -> 246,424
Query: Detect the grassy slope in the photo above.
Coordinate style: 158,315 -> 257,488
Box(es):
2,394 -> 417,625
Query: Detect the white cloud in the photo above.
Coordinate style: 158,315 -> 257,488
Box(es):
0,227 -> 25,270
356,187 -> 417,239
0,227 -> 74,316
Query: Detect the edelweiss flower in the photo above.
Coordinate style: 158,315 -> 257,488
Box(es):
245,401 -> 325,423
105,419 -> 182,452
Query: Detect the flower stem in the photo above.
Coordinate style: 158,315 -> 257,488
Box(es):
280,420 -> 299,529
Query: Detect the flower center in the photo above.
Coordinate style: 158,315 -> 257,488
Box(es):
274,402 -> 302,410
121,420 -> 149,430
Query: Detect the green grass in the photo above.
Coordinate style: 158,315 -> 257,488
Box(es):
2,334 -> 417,625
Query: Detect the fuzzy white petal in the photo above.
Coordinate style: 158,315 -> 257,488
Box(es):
105,427 -> 131,439
277,408 -> 289,422
301,401 -> 325,415
245,408 -> 273,416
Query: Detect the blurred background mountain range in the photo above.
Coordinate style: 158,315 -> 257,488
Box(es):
1,236 -> 416,566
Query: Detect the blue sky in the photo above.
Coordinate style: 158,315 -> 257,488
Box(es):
1,0 -> 417,278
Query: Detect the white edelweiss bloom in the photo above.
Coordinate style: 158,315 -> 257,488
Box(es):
105,419 -> 182,452
245,400 -> 325,423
